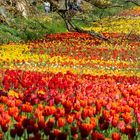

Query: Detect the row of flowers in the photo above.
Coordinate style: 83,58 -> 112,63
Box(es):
29,32 -> 140,61
0,32 -> 139,77
85,8 -> 140,34
118,7 -> 140,17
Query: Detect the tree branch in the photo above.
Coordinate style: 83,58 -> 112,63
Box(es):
75,27 -> 114,43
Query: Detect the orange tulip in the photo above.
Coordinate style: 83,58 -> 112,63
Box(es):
75,112 -> 81,120
21,102 -> 33,113
0,104 -> 4,113
15,99 -> 22,107
8,107 -> 19,117
44,106 -> 56,116
67,115 -> 74,124
6,100 -> 15,107
80,100 -> 87,107
0,96 -> 8,103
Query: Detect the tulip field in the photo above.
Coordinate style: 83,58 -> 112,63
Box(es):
0,6 -> 140,140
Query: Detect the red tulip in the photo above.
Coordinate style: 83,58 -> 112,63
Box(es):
53,129 -> 61,137
15,99 -> 22,107
57,132 -> 67,140
44,106 -> 56,116
74,104 -> 81,111
46,117 -> 55,129
55,108 -> 65,119
79,123 -> 93,138
112,116 -> 119,127
58,118 -> 65,127
96,100 -> 102,114
63,100 -> 72,114
81,108 -> 88,119
125,125 -> 136,139
16,127 -> 24,137
38,120 -> 45,130
100,122 -> 109,131
44,127 -> 51,136
10,129 -> 16,138
1,124 -> 8,133
71,126 -> 78,136
92,132 -> 104,140
33,133 -> 41,140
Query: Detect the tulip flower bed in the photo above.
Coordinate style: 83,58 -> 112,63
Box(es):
0,7 -> 140,140
0,69 -> 140,140
85,6 -> 140,34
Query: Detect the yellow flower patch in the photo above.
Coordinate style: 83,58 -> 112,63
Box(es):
85,17 -> 140,34
8,90 -> 19,98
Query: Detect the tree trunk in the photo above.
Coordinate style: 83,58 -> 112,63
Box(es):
64,18 -> 76,31
75,27 -> 113,42
58,10 -> 113,42
15,0 -> 31,18
58,11 -> 77,31
0,6 -> 11,24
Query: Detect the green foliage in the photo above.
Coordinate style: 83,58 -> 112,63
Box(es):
0,0 -> 136,45
0,14 -> 66,44
90,0 -> 135,20
0,25 -> 21,44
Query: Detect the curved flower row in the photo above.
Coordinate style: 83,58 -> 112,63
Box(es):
85,17 -> 140,34
118,6 -> 140,17
0,32 -> 139,77
28,41 -> 140,62
85,5 -> 140,34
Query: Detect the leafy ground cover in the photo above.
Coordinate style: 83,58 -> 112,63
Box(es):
0,6 -> 140,140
